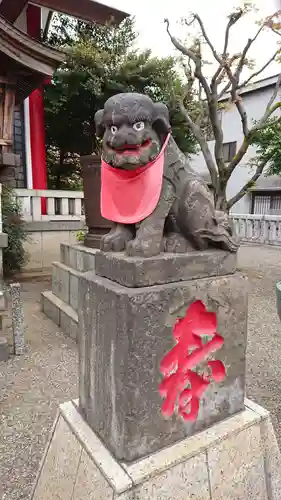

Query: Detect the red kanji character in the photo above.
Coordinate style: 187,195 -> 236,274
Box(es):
159,300 -> 226,421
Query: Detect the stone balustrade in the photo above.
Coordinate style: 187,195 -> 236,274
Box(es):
14,188 -> 85,222
12,190 -> 281,248
231,214 -> 281,246
13,189 -> 85,272
11,189 -> 281,270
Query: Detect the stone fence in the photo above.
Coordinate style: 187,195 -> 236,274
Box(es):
11,188 -> 281,271
231,214 -> 281,246
15,188 -> 85,222
14,189 -> 85,272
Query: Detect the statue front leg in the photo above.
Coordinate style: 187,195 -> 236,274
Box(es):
126,178 -> 175,257
101,223 -> 135,252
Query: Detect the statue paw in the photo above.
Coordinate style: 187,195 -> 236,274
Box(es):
126,237 -> 162,258
100,227 -> 134,252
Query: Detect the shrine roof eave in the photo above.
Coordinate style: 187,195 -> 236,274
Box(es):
0,0 -> 128,25
0,15 -> 64,78
33,0 -> 129,25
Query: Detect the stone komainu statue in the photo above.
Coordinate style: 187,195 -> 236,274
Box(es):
94,93 -> 238,258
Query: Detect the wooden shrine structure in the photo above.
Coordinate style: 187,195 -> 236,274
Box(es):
0,0 -> 128,186
0,15 -> 64,181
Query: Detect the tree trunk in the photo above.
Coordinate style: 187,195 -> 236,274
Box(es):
214,189 -> 229,213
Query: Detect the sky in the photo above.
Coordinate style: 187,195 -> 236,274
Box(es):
100,0 -> 281,81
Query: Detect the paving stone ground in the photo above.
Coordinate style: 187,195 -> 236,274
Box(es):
0,245 -> 281,499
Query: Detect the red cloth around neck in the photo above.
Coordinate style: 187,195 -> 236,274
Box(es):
100,134 -> 170,224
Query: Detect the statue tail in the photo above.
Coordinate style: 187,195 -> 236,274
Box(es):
193,227 -> 239,253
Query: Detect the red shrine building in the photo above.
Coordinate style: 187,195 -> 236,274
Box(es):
0,0 -> 128,190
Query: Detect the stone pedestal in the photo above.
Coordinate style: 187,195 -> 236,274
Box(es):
34,248 -> 281,499
41,244 -> 98,341
31,398 -> 281,500
81,155 -> 112,248
79,250 -> 248,462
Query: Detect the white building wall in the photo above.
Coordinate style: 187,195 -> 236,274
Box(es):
191,83 -> 281,214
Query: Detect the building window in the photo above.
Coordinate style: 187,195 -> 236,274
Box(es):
270,195 -> 281,213
252,194 -> 271,214
251,192 -> 281,214
223,142 -> 237,162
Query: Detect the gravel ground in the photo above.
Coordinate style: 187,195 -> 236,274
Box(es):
239,245 -> 281,446
0,245 -> 281,499
0,279 -> 78,500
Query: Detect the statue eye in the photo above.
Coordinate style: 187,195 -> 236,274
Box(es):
133,121 -> 145,131
111,125 -> 118,134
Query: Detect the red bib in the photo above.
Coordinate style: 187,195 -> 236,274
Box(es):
100,134 -> 170,224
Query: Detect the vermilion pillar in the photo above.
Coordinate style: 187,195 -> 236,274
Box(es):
27,4 -> 47,212
28,86 -> 48,191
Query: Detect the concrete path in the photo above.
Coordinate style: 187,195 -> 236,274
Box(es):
0,245 -> 281,499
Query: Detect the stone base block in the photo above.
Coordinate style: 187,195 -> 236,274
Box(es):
95,248 -> 237,287
60,244 -> 97,272
79,269 -> 247,461
41,291 -> 78,342
52,262 -> 82,312
31,398 -> 281,500
42,244 -> 98,338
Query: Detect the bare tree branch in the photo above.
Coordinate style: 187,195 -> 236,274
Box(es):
227,73 -> 281,177
211,9 -> 244,90
234,35 -> 261,82
179,100 -> 218,189
182,15 -> 229,174
221,64 -> 250,139
217,82 -> 232,100
165,8 -> 281,211
164,19 -> 198,62
167,12 -> 244,162
233,11 -> 281,85
270,27 -> 281,36
213,54 -> 240,95
222,18 -> 233,56
227,158 -> 268,210
239,50 -> 279,89
182,60 -> 195,93
257,72 -> 281,126
222,10 -> 244,56
190,13 -> 222,65
236,97 -> 249,136
218,52 -> 279,133
164,18 -> 212,102
195,83 -> 205,126
265,11 -> 281,36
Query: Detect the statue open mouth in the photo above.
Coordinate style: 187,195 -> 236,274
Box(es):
111,139 -> 152,156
